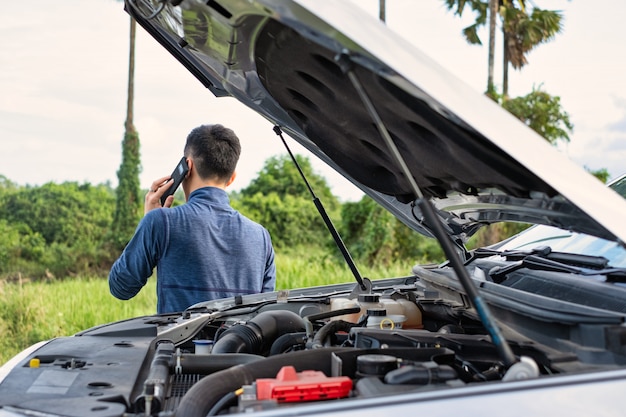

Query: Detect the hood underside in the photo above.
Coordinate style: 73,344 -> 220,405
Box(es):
127,0 -> 626,244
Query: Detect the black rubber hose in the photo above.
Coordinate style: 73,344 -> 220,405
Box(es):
206,390 -> 238,416
311,320 -> 358,349
304,306 -> 362,339
212,310 -> 305,355
176,347 -> 348,417
269,332 -> 307,355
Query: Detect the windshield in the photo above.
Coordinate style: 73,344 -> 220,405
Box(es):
495,175 -> 626,268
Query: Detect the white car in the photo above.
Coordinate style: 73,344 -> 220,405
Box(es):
1,1 -> 626,416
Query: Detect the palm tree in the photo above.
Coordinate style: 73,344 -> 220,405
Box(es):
442,0 -> 562,98
499,3 -> 562,97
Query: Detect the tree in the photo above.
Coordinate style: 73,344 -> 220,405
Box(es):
501,85 -> 573,145
111,14 -> 141,249
587,167 -> 610,184
0,175 -> 16,191
340,196 -> 443,266
0,182 -> 117,278
235,154 -> 339,249
443,0 -> 563,97
499,3 -> 563,97
0,183 -> 115,246
241,155 -> 339,210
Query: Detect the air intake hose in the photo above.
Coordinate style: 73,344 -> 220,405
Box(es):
212,310 -> 305,355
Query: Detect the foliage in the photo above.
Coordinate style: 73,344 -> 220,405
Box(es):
444,0 -> 563,69
500,5 -> 563,70
234,154 -> 340,249
0,182 -> 117,278
500,85 -> 573,145
442,0 -> 563,95
587,167 -> 610,184
0,153 -> 448,280
111,7 -> 140,249
0,220 -> 47,276
467,222 -> 530,249
0,182 -> 115,245
340,196 -> 444,267
241,154 -> 339,210
0,175 -> 17,190
233,192 -> 333,249
112,129 -> 142,250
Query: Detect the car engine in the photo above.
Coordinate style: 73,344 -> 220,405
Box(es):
2,268 -> 623,417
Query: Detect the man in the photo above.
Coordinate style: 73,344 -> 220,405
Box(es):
109,124 -> 276,313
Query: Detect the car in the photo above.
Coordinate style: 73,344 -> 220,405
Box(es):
2,1 -> 626,416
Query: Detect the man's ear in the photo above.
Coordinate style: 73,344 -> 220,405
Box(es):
185,158 -> 193,178
225,171 -> 237,187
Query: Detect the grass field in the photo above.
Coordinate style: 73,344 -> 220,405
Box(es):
0,254 -> 414,365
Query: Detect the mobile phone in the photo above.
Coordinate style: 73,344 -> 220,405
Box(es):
161,156 -> 190,205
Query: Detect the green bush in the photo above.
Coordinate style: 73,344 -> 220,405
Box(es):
234,192 -> 334,249
340,196 -> 443,266
0,156 -> 448,281
0,181 -> 117,279
0,182 -> 115,246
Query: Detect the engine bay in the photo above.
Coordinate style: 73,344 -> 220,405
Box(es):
4,272 -> 617,417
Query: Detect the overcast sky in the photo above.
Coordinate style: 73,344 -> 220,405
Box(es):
1,0 -> 625,201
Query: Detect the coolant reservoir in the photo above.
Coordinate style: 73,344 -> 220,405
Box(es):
330,294 -> 422,328
381,297 -> 423,329
330,294 -> 382,323
365,308 -> 406,329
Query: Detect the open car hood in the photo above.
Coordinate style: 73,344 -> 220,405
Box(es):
127,0 -> 626,245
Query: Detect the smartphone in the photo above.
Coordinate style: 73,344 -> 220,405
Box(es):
161,156 -> 190,205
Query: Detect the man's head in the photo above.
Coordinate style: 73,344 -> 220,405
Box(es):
184,124 -> 241,186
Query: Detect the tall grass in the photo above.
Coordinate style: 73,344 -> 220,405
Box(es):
276,252 -> 414,289
0,277 -> 156,366
0,252 -> 416,366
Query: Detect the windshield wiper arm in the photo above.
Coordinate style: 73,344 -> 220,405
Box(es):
474,246 -> 610,269
486,251 -> 626,283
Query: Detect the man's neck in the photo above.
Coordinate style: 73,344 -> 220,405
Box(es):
184,176 -> 227,200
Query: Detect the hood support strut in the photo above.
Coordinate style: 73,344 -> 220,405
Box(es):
335,52 -> 518,368
273,126 -> 367,291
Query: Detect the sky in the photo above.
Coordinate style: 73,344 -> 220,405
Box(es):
1,1 -> 625,202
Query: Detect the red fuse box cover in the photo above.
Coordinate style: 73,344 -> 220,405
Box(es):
256,366 -> 352,403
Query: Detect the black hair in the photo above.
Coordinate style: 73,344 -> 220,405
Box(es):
184,124 -> 241,181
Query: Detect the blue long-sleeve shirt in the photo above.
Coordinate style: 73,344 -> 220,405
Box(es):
109,187 -> 276,313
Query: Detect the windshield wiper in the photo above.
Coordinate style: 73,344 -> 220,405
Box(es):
474,246 -> 610,269
477,247 -> 626,283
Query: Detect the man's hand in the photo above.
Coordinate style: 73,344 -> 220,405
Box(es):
145,176 -> 174,214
